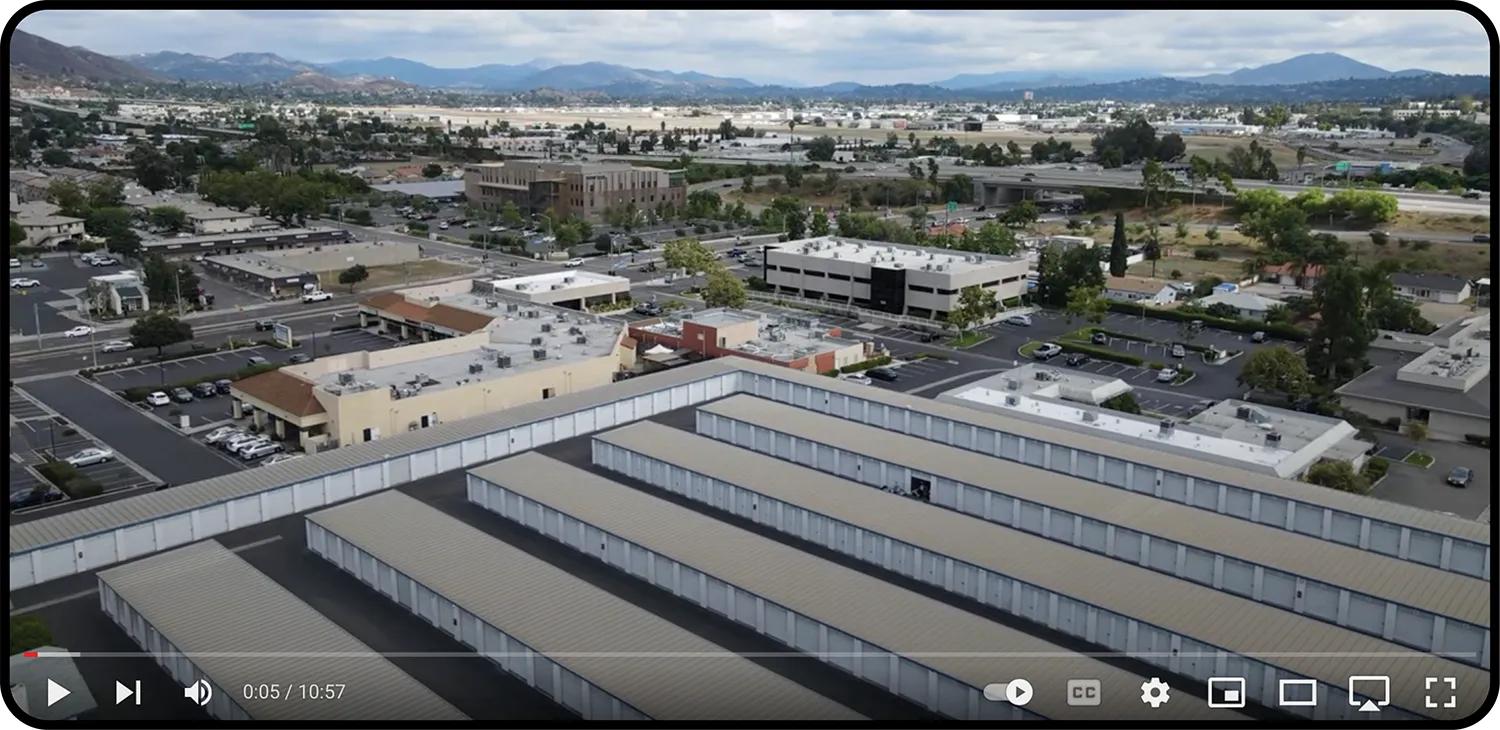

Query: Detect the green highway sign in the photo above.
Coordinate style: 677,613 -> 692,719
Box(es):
1334,161 -> 1350,173
947,201 -> 958,212
237,122 -> 256,130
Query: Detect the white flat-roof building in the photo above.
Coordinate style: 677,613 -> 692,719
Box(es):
764,236 -> 1029,319
485,270 -> 631,309
939,370 -> 1373,479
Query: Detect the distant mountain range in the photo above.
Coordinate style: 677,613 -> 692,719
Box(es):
8,31 -> 1487,103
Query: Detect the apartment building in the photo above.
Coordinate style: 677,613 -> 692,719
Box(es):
763,236 -> 1029,319
464,160 -> 686,222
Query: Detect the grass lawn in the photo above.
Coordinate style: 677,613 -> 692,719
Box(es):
946,331 -> 992,348
316,259 -> 476,294
1403,452 -> 1435,467
1127,254 -> 1246,283
1018,341 -> 1042,357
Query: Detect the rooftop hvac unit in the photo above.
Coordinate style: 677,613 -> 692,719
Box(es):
922,264 -> 932,271
556,312 -> 567,320
563,276 -> 575,284
468,363 -> 483,374
929,253 -> 936,259
1082,411 -> 1098,423
541,323 -> 552,332
506,302 -> 519,312
1158,419 -> 1176,436
832,253 -> 840,259
337,372 -> 355,385
1035,370 -> 1053,381
575,336 -> 588,344
1004,378 -> 1021,391
516,283 -> 529,291
1003,394 -> 1021,407
550,284 -> 566,290
484,298 -> 498,308
496,355 -> 512,368
1265,431 -> 1283,446
567,326 -> 581,335
524,310 -> 539,319
531,336 -> 544,345
533,348 -> 548,360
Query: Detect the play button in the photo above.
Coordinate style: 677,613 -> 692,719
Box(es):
1005,679 -> 1034,706
46,679 -> 71,707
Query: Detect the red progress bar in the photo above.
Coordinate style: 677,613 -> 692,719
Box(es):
23,652 -> 38,658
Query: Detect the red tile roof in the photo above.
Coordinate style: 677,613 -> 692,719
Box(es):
231,370 -> 326,418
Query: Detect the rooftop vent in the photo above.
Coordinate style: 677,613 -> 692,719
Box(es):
1082,410 -> 1098,423
337,372 -> 355,385
1035,369 -> 1054,381
531,336 -> 544,345
1003,378 -> 1021,391
563,276 -> 575,284
1003,394 -> 1021,406
524,309 -> 538,319
556,312 -> 567,321
575,336 -> 588,345
506,302 -> 519,312
484,298 -> 498,309
832,252 -> 840,259
1158,418 -> 1176,436
541,323 -> 552,332
496,354 -> 512,369
468,363 -> 484,374
568,326 -> 581,335
532,348 -> 548,361
550,284 -> 566,290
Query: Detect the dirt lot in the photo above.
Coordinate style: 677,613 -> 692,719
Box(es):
1127,254 -> 1246,283
317,259 -> 475,294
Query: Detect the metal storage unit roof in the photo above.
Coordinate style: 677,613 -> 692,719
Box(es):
9,359 -> 738,553
728,358 -> 1488,542
469,453 -> 1248,722
94,540 -> 466,722
699,395 -> 1490,627
305,491 -> 863,721
594,422 -> 1487,720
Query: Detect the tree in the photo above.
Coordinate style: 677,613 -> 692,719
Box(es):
9,219 -> 27,248
1064,285 -> 1109,325
1306,461 -> 1368,494
662,238 -> 716,288
1405,421 -> 1429,447
1101,392 -> 1142,414
700,263 -> 748,309
9,615 -> 53,656
1237,346 -> 1313,396
948,285 -> 999,335
149,206 -> 187,233
1035,244 -> 1104,308
805,135 -> 836,162
421,163 -> 444,178
1204,226 -> 1220,246
499,201 -> 523,228
337,264 -> 369,293
46,178 -> 88,214
40,147 -> 72,166
1305,263 -> 1374,386
810,209 -> 831,237
972,221 -> 1019,255
86,177 -> 125,209
128,312 -> 194,356
1108,212 -> 1128,277
1000,200 -> 1039,228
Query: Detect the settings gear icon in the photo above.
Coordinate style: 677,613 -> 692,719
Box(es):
1140,677 -> 1171,708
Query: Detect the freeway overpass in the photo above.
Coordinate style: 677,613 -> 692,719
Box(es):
10,96 -> 253,138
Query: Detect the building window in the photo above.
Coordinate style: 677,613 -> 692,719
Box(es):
805,270 -> 826,277
909,285 -> 935,293
828,273 -> 851,281
779,266 -> 801,274
854,277 -> 871,284
542,387 -> 557,399
937,288 -> 957,296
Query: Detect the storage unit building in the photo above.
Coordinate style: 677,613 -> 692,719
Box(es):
94,540 -> 468,722
589,421 -> 1482,721
304,490 -> 864,721
466,451 -> 1247,722
692,396 -> 1491,667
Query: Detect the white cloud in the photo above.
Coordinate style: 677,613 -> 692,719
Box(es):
14,9 -> 1493,85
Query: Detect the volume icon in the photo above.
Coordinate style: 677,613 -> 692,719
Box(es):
183,679 -> 212,706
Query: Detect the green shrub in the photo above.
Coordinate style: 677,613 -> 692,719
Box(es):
1363,456 -> 1391,482
36,460 -> 79,488
1104,301 -> 1308,341
1096,328 -> 1153,344
1148,361 -> 1165,369
1055,341 -> 1144,366
1192,248 -> 1221,260
63,477 -> 102,499
674,228 -> 686,237
10,615 -> 53,655
822,370 -> 839,377
839,355 -> 894,373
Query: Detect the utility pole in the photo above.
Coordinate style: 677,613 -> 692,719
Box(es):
173,269 -> 185,317
34,302 -> 42,351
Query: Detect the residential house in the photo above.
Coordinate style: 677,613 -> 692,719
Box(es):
1103,275 -> 1178,305
1259,263 -> 1325,290
1195,290 -> 1279,320
1391,272 -> 1472,304
86,271 -> 150,316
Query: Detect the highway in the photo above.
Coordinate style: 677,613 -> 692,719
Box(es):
10,96 -> 253,137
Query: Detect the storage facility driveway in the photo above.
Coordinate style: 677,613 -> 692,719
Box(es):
19,377 -> 242,487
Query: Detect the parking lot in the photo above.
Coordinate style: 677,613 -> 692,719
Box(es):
8,389 -> 160,497
10,255 -> 96,336
1368,440 -> 1493,520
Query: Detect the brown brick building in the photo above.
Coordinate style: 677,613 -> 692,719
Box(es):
463,160 -> 686,223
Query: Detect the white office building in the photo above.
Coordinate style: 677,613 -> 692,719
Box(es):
763,236 -> 1029,319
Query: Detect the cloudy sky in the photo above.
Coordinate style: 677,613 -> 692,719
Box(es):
16,9 -> 1491,85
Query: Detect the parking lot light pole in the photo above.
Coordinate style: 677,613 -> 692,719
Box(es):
34,302 -> 43,351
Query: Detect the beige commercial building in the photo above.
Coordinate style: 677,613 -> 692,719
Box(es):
464,160 -> 686,222
1336,315 -> 1490,442
231,305 -> 631,451
764,236 -> 1029,319
187,208 -> 258,235
485,270 -> 631,310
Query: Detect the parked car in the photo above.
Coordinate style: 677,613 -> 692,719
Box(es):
9,258 -> 19,268
1473,233 -> 1490,243
203,427 -> 241,444
563,259 -> 585,268
193,382 -> 218,398
11,487 -> 64,510
918,332 -> 939,343
288,353 -> 312,364
247,356 -> 269,367
1005,314 -> 1032,327
240,442 -> 285,461
100,339 -> 132,352
1446,467 -> 1473,488
63,325 -> 95,338
843,374 -> 872,386
1462,190 -> 1482,199
254,320 -> 278,331
438,222 -> 450,230
171,387 -> 195,403
633,302 -> 662,316
866,367 -> 899,382
1156,368 -> 1179,383
639,262 -> 659,273
214,379 -> 234,395
145,391 -> 171,407
262,452 -> 304,467
1064,353 -> 1090,367
64,448 -> 114,467
1170,343 -> 1186,358
302,290 -> 332,303
1090,331 -> 1108,345
1250,331 -> 1267,343
1032,343 -> 1063,360
10,277 -> 40,288
223,434 -> 266,453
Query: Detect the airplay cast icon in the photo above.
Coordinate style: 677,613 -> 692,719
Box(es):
183,679 -> 213,706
